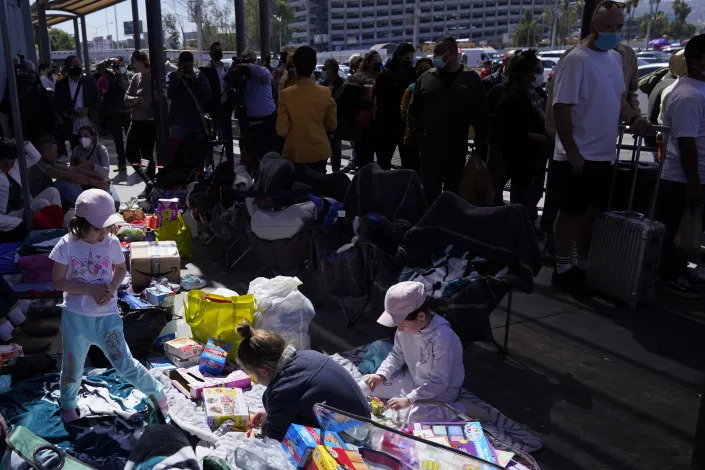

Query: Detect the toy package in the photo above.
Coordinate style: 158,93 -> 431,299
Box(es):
203,387 -> 248,430
411,422 -> 497,464
281,424 -> 352,469
146,356 -> 177,371
305,446 -> 369,470
156,198 -> 180,227
198,338 -> 232,376
170,367 -> 251,399
165,351 -> 200,368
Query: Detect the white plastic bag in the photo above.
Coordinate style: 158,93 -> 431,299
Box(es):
248,276 -> 315,349
674,205 -> 703,255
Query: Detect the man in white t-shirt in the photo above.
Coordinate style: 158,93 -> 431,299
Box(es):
655,34 -> 705,296
551,1 -> 652,290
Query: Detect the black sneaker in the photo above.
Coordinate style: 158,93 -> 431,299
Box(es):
658,277 -> 705,298
551,267 -> 583,293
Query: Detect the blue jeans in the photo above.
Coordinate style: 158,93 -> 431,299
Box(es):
60,310 -> 164,410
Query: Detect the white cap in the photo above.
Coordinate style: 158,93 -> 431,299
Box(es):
75,189 -> 123,228
377,281 -> 427,328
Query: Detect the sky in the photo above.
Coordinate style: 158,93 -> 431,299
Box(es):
51,0 -> 198,41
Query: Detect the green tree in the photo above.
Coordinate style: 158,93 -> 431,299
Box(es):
666,0 -> 696,39
639,11 -> 667,38
513,10 -> 541,47
49,28 -> 74,51
163,13 -> 181,49
244,0 -> 293,52
541,0 -> 583,46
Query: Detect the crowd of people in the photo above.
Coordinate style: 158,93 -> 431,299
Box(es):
0,1 -> 703,318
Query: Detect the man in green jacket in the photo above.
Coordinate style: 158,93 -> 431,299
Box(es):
408,37 -> 488,204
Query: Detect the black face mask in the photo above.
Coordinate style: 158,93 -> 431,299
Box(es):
211,51 -> 223,62
68,65 -> 82,77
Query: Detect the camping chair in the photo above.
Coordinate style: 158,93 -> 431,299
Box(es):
399,192 -> 542,357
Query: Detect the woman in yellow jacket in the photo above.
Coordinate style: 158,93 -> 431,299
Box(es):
276,46 -> 337,174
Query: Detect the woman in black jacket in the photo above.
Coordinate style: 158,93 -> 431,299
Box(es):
373,43 -> 416,170
497,50 -> 549,220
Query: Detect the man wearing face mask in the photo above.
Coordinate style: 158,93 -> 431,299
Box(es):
408,37 -> 488,204
199,42 -> 236,166
54,56 -> 100,152
373,43 -> 416,170
98,59 -> 131,171
550,1 -> 652,290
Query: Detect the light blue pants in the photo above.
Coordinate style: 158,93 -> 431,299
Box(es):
60,310 -> 164,410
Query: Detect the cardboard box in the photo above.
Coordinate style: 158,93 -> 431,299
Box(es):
144,284 -> 176,309
146,356 -> 177,371
157,198 -> 180,227
305,447 -> 369,470
412,422 -> 497,464
281,424 -> 351,469
165,351 -> 200,368
164,337 -> 204,360
199,338 -> 232,376
203,387 -> 249,430
130,241 -> 181,287
169,367 -> 251,399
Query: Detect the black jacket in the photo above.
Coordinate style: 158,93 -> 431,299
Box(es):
497,85 -> 548,170
53,75 -> 100,118
374,65 -> 415,130
262,349 -> 370,441
321,75 -> 344,98
482,68 -> 505,94
198,61 -> 235,116
167,70 -> 211,134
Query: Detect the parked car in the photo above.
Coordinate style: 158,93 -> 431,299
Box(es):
637,62 -> 668,79
540,57 -> 559,87
538,50 -> 567,60
636,51 -> 669,63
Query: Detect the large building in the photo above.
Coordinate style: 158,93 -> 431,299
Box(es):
289,0 -> 549,51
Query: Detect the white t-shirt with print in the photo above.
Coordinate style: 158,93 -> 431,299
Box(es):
49,234 -> 125,316
661,77 -> 705,184
552,45 -> 625,162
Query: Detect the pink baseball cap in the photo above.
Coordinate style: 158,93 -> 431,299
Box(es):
377,281 -> 427,327
75,189 -> 123,228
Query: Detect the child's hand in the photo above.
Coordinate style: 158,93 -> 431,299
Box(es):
364,374 -> 384,392
90,284 -> 113,305
386,397 -> 411,411
250,409 -> 266,428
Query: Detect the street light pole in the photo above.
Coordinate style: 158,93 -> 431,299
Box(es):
196,0 -> 204,65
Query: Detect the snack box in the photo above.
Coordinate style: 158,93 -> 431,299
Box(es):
164,337 -> 204,360
130,241 -> 181,287
202,387 -> 248,430
412,422 -> 497,464
146,356 -> 177,371
165,351 -> 200,368
305,446 -> 369,470
199,338 -> 232,376
157,198 -> 180,227
281,424 -> 352,469
169,367 -> 251,399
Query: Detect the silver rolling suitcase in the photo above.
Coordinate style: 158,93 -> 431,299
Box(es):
585,125 -> 669,308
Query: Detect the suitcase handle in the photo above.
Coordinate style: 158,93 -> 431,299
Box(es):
607,124 -> 669,219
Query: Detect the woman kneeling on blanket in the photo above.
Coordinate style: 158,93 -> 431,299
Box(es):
236,322 -> 370,441
359,281 -> 490,423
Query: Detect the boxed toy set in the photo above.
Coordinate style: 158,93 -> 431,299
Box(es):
202,387 -> 248,430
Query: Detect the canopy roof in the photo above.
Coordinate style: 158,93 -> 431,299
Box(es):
31,0 -> 125,26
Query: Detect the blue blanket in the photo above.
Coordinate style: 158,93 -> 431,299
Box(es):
0,369 -> 155,469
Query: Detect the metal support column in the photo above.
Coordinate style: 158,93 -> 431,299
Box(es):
580,0 -> 601,40
145,0 -> 170,169
0,0 -> 33,231
259,0 -> 271,61
234,0 -> 246,55
131,0 -> 141,50
80,16 -> 90,72
73,18 -> 82,60
36,0 -> 51,63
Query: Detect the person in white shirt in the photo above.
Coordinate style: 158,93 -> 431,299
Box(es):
551,1 -> 652,291
655,34 -> 705,296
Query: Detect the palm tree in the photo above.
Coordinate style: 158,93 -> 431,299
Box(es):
626,0 -> 638,44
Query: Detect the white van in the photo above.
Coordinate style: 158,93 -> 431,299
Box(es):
459,48 -> 498,68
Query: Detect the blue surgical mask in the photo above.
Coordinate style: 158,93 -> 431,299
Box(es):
321,70 -> 328,81
595,32 -> 621,51
432,56 -> 448,70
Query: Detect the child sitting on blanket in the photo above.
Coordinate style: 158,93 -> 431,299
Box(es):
50,189 -> 168,422
359,281 -> 489,423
